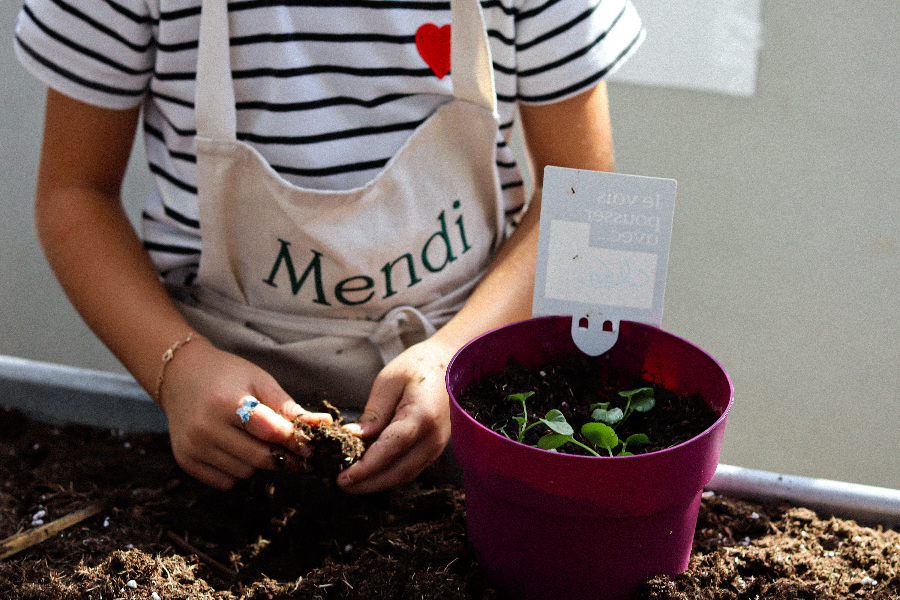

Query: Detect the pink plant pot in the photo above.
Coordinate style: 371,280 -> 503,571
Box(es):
446,317 -> 734,600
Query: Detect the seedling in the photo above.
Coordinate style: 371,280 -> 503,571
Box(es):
503,387 -> 655,457
537,418 -> 650,457
535,415 -> 599,457
499,392 -> 568,444
581,422 -> 650,457
590,387 -> 655,430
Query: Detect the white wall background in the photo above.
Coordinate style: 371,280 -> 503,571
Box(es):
606,1 -> 900,490
1,0 -> 147,375
2,1 -> 898,489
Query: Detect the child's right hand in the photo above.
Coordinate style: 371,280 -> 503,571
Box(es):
156,336 -> 333,489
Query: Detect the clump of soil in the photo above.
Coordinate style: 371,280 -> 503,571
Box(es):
458,353 -> 720,455
1,405 -> 899,600
293,401 -> 366,477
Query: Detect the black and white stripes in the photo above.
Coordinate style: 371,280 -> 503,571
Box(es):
15,0 -> 643,282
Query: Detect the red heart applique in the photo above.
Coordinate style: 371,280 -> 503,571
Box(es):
415,23 -> 451,79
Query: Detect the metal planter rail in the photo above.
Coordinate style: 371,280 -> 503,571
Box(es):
708,464 -> 900,530
2,354 -> 898,530
0,355 -> 166,433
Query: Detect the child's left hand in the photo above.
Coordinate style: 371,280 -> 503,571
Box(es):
336,335 -> 456,493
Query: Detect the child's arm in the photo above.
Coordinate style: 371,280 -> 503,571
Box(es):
338,82 -> 616,493
34,89 -> 330,489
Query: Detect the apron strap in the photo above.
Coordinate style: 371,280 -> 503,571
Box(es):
195,0 -> 236,141
369,306 -> 438,365
451,0 -> 498,117
194,0 -> 497,141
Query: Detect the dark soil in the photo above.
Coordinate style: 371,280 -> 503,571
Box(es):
292,401 -> 366,479
2,405 -> 899,600
458,353 -> 720,455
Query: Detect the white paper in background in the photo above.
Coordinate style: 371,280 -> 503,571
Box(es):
610,0 -> 763,97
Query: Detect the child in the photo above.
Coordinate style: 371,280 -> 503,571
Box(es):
14,0 -> 643,492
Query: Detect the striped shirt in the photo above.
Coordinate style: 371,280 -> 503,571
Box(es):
15,0 -> 644,284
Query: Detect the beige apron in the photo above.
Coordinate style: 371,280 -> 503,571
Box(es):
171,0 -> 509,408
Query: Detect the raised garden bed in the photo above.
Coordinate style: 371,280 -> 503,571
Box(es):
2,356 -> 899,599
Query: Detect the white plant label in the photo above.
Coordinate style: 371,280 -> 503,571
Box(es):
532,166 -> 676,355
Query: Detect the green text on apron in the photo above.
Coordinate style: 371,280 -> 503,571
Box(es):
171,0 -> 511,408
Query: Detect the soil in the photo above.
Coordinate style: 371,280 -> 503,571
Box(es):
2,404 -> 899,600
292,401 -> 366,479
457,353 -> 720,455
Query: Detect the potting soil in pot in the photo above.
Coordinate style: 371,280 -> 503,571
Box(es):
2,406 -> 899,600
457,352 -> 721,455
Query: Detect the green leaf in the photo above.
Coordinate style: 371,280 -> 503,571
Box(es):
589,402 -> 610,411
617,451 -> 634,456
625,433 -> 649,447
592,407 -> 623,425
619,387 -> 653,400
540,410 -> 574,436
632,397 -> 655,413
537,433 -> 571,450
581,422 -> 618,450
507,391 -> 535,403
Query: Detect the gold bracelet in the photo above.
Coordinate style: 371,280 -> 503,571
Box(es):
153,332 -> 196,403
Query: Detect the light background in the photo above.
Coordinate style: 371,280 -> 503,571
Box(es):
2,1 -> 898,489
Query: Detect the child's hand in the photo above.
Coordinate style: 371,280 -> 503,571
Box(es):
157,337 -> 332,489
335,336 -> 455,493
